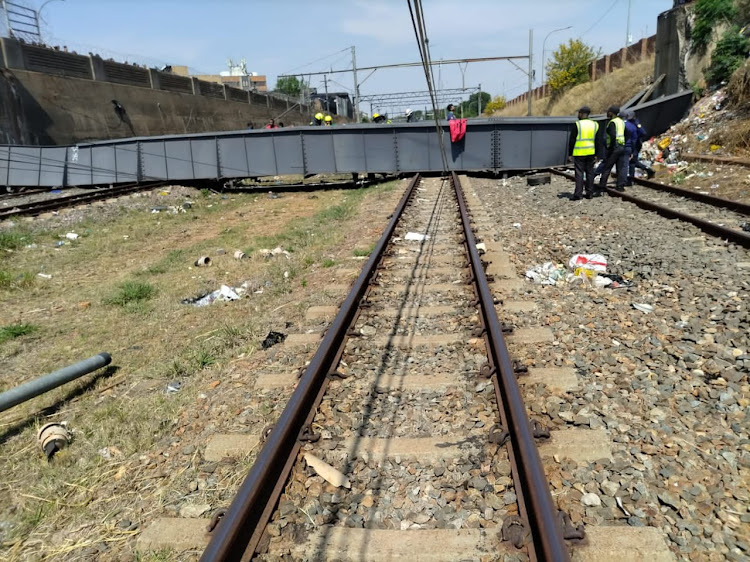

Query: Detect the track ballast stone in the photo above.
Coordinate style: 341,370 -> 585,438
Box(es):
472,175 -> 749,561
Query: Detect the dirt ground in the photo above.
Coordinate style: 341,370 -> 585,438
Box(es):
0,179 -> 404,561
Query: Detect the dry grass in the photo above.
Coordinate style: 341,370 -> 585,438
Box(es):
0,179 -> 402,560
498,57 -> 655,117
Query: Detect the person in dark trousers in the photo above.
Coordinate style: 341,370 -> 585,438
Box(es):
596,105 -> 627,192
623,110 -> 655,184
446,104 -> 456,120
406,108 -> 415,122
568,106 -> 599,200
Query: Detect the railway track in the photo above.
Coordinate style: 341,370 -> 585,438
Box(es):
549,169 -> 750,248
0,182 -> 166,220
196,174 -> 574,561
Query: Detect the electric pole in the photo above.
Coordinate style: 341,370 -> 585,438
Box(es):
527,29 -> 533,117
323,75 -> 329,113
625,0 -> 632,49
351,46 -> 360,123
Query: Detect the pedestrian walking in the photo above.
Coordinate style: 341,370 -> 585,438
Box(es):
596,105 -> 627,192
623,110 -> 655,184
568,106 -> 599,200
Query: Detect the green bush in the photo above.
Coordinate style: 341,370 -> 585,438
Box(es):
692,0 -> 738,53
105,281 -> 157,307
706,28 -> 750,85
0,323 -> 38,345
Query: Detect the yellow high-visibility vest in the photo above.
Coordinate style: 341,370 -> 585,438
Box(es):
606,117 -> 625,147
573,119 -> 598,156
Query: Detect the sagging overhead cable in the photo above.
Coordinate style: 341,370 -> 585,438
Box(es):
407,0 -> 449,173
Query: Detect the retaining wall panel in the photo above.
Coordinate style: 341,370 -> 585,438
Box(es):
190,139 -> 218,179
66,146 -> 93,186
217,137 -> 250,177
141,141 -> 168,180
244,135 -> 278,176
38,147 -> 66,186
163,140 -> 196,180
331,131 -> 367,173
272,134 -> 305,175
115,143 -> 140,182
303,131 -> 338,174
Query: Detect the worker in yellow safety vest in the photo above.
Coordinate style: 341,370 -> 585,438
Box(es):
567,106 -> 599,200
595,105 -> 628,192
311,112 -> 324,126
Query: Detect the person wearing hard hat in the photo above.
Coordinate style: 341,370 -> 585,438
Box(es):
324,115 -> 333,126
311,112 -> 324,126
372,113 -> 387,124
405,108 -> 415,123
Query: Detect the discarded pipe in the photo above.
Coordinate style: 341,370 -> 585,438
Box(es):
0,353 -> 112,413
195,256 -> 211,267
233,250 -> 246,260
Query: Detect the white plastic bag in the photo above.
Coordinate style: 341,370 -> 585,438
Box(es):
568,254 -> 607,272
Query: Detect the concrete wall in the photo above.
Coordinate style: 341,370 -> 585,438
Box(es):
0,38 -> 310,145
654,4 -> 726,97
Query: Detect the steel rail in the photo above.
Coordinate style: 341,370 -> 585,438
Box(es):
0,182 -> 165,220
632,177 -> 750,215
682,153 -> 750,169
451,172 -> 570,562
549,169 -> 750,248
199,174 -> 422,562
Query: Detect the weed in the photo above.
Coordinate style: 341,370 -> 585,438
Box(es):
322,258 -> 336,268
139,249 -> 185,276
301,277 -> 307,288
191,347 -> 217,369
673,172 -> 687,185
0,230 -> 32,253
353,243 -> 376,257
104,281 -> 157,307
0,323 -> 38,345
0,269 -> 35,290
201,188 -> 211,197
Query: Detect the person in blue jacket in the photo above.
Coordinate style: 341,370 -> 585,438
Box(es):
623,110 -> 655,185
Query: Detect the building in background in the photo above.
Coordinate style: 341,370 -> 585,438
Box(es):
310,92 -> 353,119
171,59 -> 267,92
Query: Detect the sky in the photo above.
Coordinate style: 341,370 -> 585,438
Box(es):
9,0 -> 673,114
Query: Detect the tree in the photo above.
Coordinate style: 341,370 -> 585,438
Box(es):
483,95 -> 507,115
546,39 -> 596,97
275,76 -> 301,96
458,91 -> 491,117
692,0 -> 737,54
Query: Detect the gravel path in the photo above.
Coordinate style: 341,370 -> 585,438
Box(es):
472,174 -> 749,561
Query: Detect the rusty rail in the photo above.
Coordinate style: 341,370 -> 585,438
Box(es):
451,172 -> 571,562
549,169 -> 750,248
632,177 -> 750,216
199,174 -> 422,561
682,153 -> 750,169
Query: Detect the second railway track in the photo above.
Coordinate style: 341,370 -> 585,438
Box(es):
550,169 -> 750,247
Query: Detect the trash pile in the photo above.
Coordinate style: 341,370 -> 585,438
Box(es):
259,247 -> 291,259
151,201 -> 193,214
181,281 -> 263,307
525,253 -> 632,289
638,88 -> 737,177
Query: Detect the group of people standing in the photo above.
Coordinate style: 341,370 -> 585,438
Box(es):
569,105 -> 655,200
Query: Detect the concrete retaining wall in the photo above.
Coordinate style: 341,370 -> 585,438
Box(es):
0,38 -> 311,145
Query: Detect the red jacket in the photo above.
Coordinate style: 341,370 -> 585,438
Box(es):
450,119 -> 467,142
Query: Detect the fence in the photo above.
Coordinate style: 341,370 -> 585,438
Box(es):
507,35 -> 656,108
0,37 -> 309,113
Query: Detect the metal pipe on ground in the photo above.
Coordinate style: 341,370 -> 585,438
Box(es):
0,353 -> 112,413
